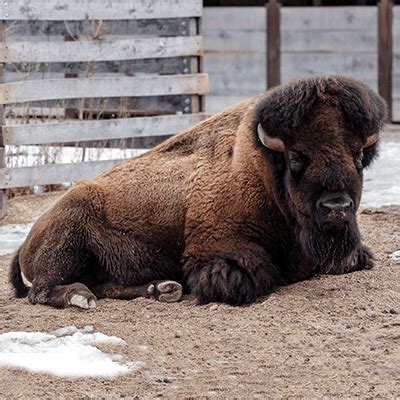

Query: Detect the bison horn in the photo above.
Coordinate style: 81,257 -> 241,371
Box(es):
363,132 -> 380,148
257,124 -> 285,152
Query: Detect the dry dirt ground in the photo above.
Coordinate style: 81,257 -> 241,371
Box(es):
0,192 -> 399,399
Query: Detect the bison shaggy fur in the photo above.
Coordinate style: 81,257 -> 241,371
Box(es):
9,75 -> 386,308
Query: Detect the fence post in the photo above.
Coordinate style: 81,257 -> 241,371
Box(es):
378,0 -> 393,121
266,0 -> 281,90
0,20 -> 6,218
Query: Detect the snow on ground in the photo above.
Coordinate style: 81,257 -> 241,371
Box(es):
0,325 -> 143,378
362,141 -> 400,208
391,251 -> 400,261
0,142 -> 398,257
0,224 -> 33,256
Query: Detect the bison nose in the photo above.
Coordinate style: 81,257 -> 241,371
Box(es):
317,195 -> 354,212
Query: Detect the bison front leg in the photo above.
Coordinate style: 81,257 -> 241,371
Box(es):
183,246 -> 281,305
91,280 -> 183,303
333,244 -> 375,275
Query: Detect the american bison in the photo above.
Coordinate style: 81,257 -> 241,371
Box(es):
9,75 -> 386,309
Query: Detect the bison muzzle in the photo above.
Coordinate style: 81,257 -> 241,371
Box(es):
9,75 -> 386,308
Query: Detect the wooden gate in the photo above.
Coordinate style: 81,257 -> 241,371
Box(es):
0,0 -> 208,217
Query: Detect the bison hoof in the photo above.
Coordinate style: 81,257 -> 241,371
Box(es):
147,280 -> 183,303
185,259 -> 259,306
69,294 -> 97,309
352,246 -> 374,271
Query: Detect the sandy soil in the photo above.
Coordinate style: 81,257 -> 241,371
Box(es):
0,192 -> 399,399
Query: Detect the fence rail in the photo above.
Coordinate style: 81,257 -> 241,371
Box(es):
0,36 -> 203,63
0,0 -> 207,218
0,74 -> 208,104
203,4 -> 398,121
0,0 -> 202,20
3,113 -> 206,145
0,160 -> 127,189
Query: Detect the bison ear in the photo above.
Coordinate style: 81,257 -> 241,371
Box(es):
257,124 -> 285,152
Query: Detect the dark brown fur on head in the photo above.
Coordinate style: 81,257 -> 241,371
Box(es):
255,76 -> 386,272
256,75 -> 387,141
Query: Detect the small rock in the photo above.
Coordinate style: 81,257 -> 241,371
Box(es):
209,304 -> 218,311
163,377 -> 172,384
174,332 -> 181,338
389,308 -> 399,315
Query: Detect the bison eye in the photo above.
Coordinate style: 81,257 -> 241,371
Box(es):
288,151 -> 305,174
355,150 -> 364,170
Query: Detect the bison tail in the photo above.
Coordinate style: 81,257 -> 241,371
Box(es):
9,249 -> 29,298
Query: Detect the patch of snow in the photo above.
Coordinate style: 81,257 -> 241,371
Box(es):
137,345 -> 149,354
362,142 -> 400,208
0,326 -> 143,378
391,251 -> 400,261
0,223 -> 33,256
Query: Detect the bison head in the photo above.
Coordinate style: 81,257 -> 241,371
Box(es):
255,76 -> 387,273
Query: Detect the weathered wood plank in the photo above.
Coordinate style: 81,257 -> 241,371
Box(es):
0,36 -> 203,63
4,95 -> 189,116
204,6 -> 376,32
0,0 -> 202,21
392,100 -> 400,121
206,95 -> 250,114
4,19 -> 186,39
3,113 -> 207,145
392,6 -> 400,121
203,7 -> 265,31
0,20 -> 5,217
267,0 -> 281,89
204,53 -> 266,96
281,6 -> 376,31
204,31 -> 266,53
4,58 -> 189,82
282,30 -> 377,53
281,53 -> 377,83
378,0 -> 393,121
205,52 -> 377,95
204,29 -> 377,54
0,74 -> 209,104
0,159 -> 129,189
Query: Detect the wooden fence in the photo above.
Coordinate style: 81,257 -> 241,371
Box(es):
0,0 -> 208,217
203,3 -> 399,120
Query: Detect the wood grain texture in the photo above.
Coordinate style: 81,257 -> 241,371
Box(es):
0,0 -> 202,20
202,6 -> 379,114
281,6 -> 376,31
3,114 -> 207,145
4,19 -> 187,39
391,6 -> 399,121
0,20 -> 5,217
0,36 -> 203,63
0,159 -> 128,189
267,0 -> 281,89
0,74 -> 209,104
378,0 -> 393,121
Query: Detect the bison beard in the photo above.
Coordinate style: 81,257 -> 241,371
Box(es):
299,222 -> 362,274
9,75 -> 386,308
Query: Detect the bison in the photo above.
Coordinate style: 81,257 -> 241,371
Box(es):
9,75 -> 386,309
